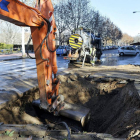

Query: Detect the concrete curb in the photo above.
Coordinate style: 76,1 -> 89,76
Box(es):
0,57 -> 28,62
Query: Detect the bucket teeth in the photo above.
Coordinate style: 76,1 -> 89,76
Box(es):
33,99 -> 90,127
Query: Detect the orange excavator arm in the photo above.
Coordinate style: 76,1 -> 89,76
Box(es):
0,0 -> 59,111
0,0 -> 90,126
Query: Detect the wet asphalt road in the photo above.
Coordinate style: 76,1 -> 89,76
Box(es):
0,56 -> 69,78
0,50 -> 139,109
101,49 -> 140,66
0,49 -> 140,77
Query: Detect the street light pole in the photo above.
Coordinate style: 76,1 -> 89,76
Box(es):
22,27 -> 26,58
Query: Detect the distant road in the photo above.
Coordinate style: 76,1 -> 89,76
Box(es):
101,49 -> 140,66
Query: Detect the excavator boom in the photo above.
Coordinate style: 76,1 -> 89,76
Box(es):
0,0 -> 90,126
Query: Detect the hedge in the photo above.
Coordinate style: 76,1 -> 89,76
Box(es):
0,43 -> 13,49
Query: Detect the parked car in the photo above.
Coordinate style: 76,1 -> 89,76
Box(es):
105,46 -> 109,50
112,46 -> 117,49
65,45 -> 71,53
56,46 -> 68,56
118,46 -> 139,56
102,47 -> 105,51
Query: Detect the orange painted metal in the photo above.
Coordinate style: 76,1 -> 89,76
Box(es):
37,0 -> 58,75
0,0 -> 59,107
33,0 -> 58,106
0,0 -> 43,26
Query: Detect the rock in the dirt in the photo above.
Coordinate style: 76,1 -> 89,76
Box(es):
96,133 -> 113,139
57,75 -> 67,83
22,113 -> 42,124
67,78 -> 72,83
117,80 -> 128,84
78,91 -> 90,104
69,74 -> 78,81
127,127 -> 140,140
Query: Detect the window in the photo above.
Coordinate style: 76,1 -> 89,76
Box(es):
59,46 -> 63,49
129,47 -> 135,50
122,47 -> 127,50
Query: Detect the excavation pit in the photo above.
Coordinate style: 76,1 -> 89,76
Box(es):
0,74 -> 140,139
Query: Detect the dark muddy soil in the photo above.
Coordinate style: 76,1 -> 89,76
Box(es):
57,74 -> 140,139
0,74 -> 140,139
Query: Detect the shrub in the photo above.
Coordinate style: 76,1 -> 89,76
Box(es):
0,43 -> 13,49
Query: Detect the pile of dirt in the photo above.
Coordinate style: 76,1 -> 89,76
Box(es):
0,73 -> 140,139
0,88 -> 41,125
58,74 -> 140,139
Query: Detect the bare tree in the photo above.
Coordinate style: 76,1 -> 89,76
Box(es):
97,17 -> 122,46
19,0 -> 36,7
53,0 -> 124,46
119,33 -> 133,46
101,18 -> 112,45
133,35 -> 140,42
0,21 -> 20,44
58,0 -> 90,31
54,1 -> 68,45
112,26 -> 122,45
54,0 -> 90,45
0,0 -> 36,45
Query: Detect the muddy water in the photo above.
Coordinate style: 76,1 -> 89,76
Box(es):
101,50 -> 140,66
67,50 -> 140,67
101,53 -> 119,66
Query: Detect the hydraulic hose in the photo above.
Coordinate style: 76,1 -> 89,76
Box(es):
27,18 -> 57,60
40,18 -> 58,61
26,35 -> 36,59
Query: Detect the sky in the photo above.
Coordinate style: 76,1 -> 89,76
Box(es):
90,0 -> 140,37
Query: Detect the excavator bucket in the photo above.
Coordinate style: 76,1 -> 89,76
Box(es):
59,102 -> 90,127
33,98 -> 90,127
